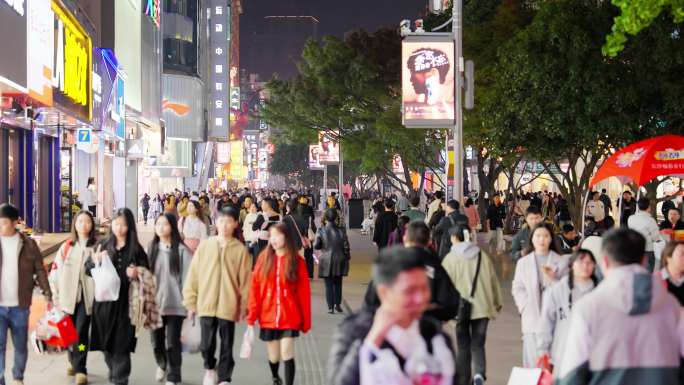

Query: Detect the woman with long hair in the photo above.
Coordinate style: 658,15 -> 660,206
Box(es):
251,198 -> 282,267
387,215 -> 410,247
86,208 -> 149,385
463,197 -> 480,242
536,249 -> 597,371
512,223 -> 569,368
148,213 -> 192,385
314,209 -> 350,313
247,223 -> 311,385
179,200 -> 208,254
657,241 -> 684,306
49,210 -> 98,385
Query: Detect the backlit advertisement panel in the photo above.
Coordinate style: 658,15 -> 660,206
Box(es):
402,35 -> 454,128
27,0 -> 53,105
318,131 -> 339,164
115,0 -> 142,112
0,0 -> 27,92
51,0 -> 92,120
309,145 -> 323,169
216,142 -> 230,164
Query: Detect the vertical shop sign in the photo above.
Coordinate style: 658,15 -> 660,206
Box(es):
207,0 -> 230,139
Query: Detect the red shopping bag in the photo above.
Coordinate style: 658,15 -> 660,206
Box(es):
536,355 -> 554,385
44,312 -> 78,348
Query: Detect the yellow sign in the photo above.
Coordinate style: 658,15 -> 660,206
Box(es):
52,1 -> 92,120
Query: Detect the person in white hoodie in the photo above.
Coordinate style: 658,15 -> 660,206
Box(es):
557,228 -> 683,385
536,249 -> 598,374
627,197 -> 662,272
512,223 -> 570,368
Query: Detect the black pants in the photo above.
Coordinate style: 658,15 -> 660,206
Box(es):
151,315 -> 184,382
69,300 -> 90,374
324,276 -> 343,309
304,248 -> 314,279
88,205 -> 96,218
142,208 -> 150,224
455,318 -> 489,385
645,251 -> 655,273
200,317 -> 235,383
103,352 -> 131,385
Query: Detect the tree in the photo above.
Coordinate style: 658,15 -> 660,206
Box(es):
483,0 -> 650,225
603,0 -> 684,56
261,28 -> 445,194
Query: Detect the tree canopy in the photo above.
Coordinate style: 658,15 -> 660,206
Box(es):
261,28 -> 445,192
604,0 -> 684,56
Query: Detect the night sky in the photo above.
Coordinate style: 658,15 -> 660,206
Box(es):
240,0 -> 426,80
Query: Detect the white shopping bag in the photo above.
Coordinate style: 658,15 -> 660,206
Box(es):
506,367 -> 542,385
654,239 -> 666,262
91,254 -> 121,302
239,326 -> 255,359
181,317 -> 201,354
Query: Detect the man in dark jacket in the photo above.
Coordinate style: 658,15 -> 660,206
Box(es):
0,204 -> 52,385
433,200 -> 469,259
372,199 -> 398,251
599,189 -> 612,218
510,205 -> 544,261
363,222 -> 460,322
328,247 -> 456,385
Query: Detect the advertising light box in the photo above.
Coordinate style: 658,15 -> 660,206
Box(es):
317,131 -> 339,164
402,35 -> 454,128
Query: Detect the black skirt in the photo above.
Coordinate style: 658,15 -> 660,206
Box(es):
259,328 -> 300,341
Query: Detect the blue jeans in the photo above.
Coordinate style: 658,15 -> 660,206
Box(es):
0,306 -> 30,384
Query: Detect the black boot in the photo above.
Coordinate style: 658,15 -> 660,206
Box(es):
328,307 -> 334,314
335,305 -> 343,313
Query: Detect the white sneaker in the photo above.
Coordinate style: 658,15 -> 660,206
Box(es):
218,382 -> 230,385
203,369 -> 218,385
165,382 -> 177,385
155,367 -> 165,382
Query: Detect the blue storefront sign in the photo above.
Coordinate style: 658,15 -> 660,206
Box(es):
92,48 -> 126,138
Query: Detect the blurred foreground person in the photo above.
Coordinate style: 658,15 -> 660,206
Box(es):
557,229 -> 684,385
327,247 -> 455,385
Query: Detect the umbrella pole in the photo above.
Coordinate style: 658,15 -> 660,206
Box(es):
581,189 -> 590,237
617,183 -> 624,227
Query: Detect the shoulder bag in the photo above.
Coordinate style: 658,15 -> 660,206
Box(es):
457,251 -> 481,321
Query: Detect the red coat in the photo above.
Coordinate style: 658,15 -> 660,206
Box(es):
247,254 -> 311,332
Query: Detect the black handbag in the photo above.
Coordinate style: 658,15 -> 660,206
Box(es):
457,251 -> 482,321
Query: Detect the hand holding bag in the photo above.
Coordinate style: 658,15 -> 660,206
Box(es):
181,317 -> 201,354
239,326 -> 255,359
91,253 -> 121,302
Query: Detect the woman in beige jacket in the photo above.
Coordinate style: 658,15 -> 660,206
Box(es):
48,210 -> 98,385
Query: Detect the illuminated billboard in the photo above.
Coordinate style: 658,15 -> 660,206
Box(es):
309,145 -> 323,169
207,0 -> 230,140
52,0 -> 92,120
27,0 -> 53,106
216,142 -> 230,164
317,131 -> 339,164
401,35 -> 454,128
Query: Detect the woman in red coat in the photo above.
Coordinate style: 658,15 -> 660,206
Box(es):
247,222 -> 311,385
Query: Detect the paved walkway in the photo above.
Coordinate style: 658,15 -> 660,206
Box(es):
14,225 -> 522,385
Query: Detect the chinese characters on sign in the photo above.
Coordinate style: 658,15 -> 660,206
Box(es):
401,35 -> 454,128
208,0 -> 230,139
52,0 -> 92,120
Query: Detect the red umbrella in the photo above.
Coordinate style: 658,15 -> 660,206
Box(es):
590,134 -> 684,188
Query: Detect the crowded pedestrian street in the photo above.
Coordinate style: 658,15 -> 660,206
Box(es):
2,0 -> 684,385
18,223 -> 526,385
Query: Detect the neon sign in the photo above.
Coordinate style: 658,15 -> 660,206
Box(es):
145,0 -> 160,27
51,1 -> 91,120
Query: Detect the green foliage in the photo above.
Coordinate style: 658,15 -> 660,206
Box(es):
604,0 -> 684,57
261,28 -> 445,190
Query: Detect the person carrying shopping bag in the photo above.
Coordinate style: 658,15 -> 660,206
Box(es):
247,223 -> 311,385
442,224 -> 503,385
148,213 -> 192,385
183,207 -> 252,385
49,210 -> 98,385
86,208 -> 149,385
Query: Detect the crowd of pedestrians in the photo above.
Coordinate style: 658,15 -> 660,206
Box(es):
0,184 -> 682,385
